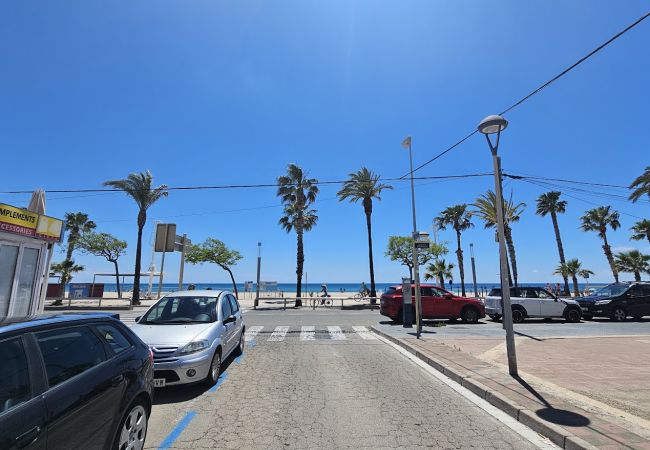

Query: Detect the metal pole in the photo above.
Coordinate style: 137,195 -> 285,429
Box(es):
470,243 -> 478,298
408,141 -> 423,338
157,225 -> 169,298
489,134 -> 518,377
178,234 -> 187,290
254,242 -> 261,309
147,221 -> 158,298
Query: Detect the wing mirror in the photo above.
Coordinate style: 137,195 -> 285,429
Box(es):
223,315 -> 236,324
135,316 -> 141,323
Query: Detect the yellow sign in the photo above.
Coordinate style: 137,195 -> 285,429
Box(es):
36,215 -> 64,241
0,203 -> 64,242
0,203 -> 38,229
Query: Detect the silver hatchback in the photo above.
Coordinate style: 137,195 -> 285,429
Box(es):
131,290 -> 245,387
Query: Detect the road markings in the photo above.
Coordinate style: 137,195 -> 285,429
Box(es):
245,326 -> 264,341
300,326 -> 316,340
158,411 -> 197,450
352,326 -> 377,340
327,326 -> 346,340
208,372 -> 229,393
269,326 -> 289,341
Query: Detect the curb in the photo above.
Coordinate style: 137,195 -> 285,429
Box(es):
370,326 -> 598,450
45,305 -> 133,311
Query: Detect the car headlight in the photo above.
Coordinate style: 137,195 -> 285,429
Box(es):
595,300 -> 611,305
179,340 -> 209,355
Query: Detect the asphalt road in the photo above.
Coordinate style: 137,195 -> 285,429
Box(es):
140,308 -> 552,450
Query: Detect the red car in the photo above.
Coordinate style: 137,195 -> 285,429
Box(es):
380,284 -> 485,324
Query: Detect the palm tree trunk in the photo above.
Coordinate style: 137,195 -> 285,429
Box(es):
365,210 -> 377,302
133,210 -> 146,305
634,271 -> 641,282
601,233 -> 619,283
455,230 -> 465,296
407,265 -> 413,282
438,274 -> 444,288
504,223 -> 519,287
551,212 -> 570,295
223,265 -> 239,298
113,260 -> 122,298
295,228 -> 303,306
571,275 -> 580,297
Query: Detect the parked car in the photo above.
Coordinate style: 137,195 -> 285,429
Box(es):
0,313 -> 154,450
577,282 -> 650,321
379,284 -> 485,324
131,290 -> 245,388
485,286 -> 582,323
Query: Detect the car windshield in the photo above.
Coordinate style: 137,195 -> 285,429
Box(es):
594,285 -> 628,297
141,296 -> 217,324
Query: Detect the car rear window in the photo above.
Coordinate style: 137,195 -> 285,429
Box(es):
384,287 -> 398,295
96,324 -> 132,355
488,288 -> 501,296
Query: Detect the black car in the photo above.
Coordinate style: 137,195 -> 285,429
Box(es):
0,313 -> 154,450
578,282 -> 650,321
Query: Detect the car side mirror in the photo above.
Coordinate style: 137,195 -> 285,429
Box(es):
135,316 -> 141,323
223,315 -> 236,324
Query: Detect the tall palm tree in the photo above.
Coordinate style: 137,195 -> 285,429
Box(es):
337,168 -> 392,301
435,205 -> 473,296
104,171 -> 168,304
473,190 -> 526,286
615,250 -> 650,282
277,164 -> 318,306
553,258 -> 588,297
61,212 -> 96,288
536,191 -> 570,295
578,268 -> 595,295
424,259 -> 455,289
629,167 -> 650,203
580,206 -> 621,283
631,219 -> 650,244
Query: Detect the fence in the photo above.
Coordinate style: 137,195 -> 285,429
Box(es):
255,296 -> 380,311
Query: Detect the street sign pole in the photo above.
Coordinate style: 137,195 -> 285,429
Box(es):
157,225 -> 169,298
178,234 -> 187,291
254,242 -> 261,309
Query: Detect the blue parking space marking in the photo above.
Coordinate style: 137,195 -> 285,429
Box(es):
208,371 -> 228,393
247,340 -> 257,348
234,352 -> 245,364
158,410 -> 197,450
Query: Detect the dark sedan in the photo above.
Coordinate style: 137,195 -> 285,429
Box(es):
0,313 -> 154,450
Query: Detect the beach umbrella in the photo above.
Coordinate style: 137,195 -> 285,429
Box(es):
27,189 -> 46,215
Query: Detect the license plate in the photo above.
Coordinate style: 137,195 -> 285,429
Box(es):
581,307 -> 588,312
153,378 -> 166,387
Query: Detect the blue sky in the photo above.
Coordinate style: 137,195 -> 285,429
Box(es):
1,1 -> 649,285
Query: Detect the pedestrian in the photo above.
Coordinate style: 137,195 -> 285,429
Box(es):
555,283 -> 561,296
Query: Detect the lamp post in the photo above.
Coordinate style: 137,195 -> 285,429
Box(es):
402,136 -> 423,338
470,243 -> 478,298
478,114 -> 518,377
254,242 -> 261,309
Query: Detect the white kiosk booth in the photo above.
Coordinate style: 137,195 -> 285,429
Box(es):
0,202 -> 64,318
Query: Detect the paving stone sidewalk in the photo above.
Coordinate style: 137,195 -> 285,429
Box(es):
372,326 -> 650,450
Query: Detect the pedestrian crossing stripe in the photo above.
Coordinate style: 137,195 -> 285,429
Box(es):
242,326 -> 378,342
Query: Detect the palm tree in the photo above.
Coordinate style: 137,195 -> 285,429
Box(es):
631,219 -> 650,244
337,168 -> 392,302
50,260 -> 84,305
473,190 -> 526,286
580,206 -> 621,283
277,164 -> 318,306
61,212 -> 96,287
629,167 -> 650,203
536,191 -> 570,295
553,258 -> 588,297
578,268 -> 595,295
104,171 -> 168,305
615,250 -> 650,282
424,259 -> 455,289
435,205 -> 473,296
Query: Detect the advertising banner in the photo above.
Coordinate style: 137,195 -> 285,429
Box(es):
0,203 -> 64,242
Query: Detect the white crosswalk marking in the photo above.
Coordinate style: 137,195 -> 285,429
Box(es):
269,326 -> 289,341
245,326 -> 264,341
352,326 -> 377,340
300,326 -> 315,341
327,326 -> 346,340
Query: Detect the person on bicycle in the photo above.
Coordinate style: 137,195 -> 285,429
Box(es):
359,282 -> 370,297
320,284 -> 330,304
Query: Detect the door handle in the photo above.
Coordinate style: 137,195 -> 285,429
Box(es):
15,426 -> 40,448
111,375 -> 125,387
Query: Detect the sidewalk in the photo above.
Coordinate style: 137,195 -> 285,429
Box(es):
371,326 -> 650,450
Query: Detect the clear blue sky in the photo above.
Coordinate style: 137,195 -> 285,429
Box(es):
1,1 -> 649,285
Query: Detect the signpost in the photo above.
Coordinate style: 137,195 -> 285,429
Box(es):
155,223 -> 176,298
175,234 -> 191,290
402,277 -> 413,328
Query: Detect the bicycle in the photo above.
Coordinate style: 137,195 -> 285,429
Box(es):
354,288 -> 371,302
312,295 -> 333,308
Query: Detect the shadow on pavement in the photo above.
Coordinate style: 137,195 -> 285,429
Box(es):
153,352 -> 237,405
515,376 -> 590,427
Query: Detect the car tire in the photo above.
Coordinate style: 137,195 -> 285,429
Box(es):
611,307 -> 627,322
511,308 -> 525,323
565,308 -> 581,323
205,349 -> 221,386
461,307 -> 479,324
113,399 -> 148,450
234,330 -> 244,356
489,315 -> 501,322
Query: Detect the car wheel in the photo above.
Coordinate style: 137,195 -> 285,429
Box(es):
611,307 -> 627,322
234,330 -> 244,356
461,307 -> 479,324
205,350 -> 221,386
565,308 -> 581,323
115,400 -> 148,450
511,308 -> 525,323
489,315 -> 501,322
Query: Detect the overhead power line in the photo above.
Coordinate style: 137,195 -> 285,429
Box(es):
401,10 -> 650,179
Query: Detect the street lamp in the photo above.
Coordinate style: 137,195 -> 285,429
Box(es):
478,114 -> 518,377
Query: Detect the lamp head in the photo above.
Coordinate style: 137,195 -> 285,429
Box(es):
478,114 -> 508,134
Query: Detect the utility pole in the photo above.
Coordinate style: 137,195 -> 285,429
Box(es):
254,242 -> 261,309
178,234 -> 187,291
470,243 -> 478,298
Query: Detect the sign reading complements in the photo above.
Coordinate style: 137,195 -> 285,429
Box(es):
0,203 -> 64,242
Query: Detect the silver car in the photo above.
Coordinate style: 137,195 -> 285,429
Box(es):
131,290 -> 245,387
